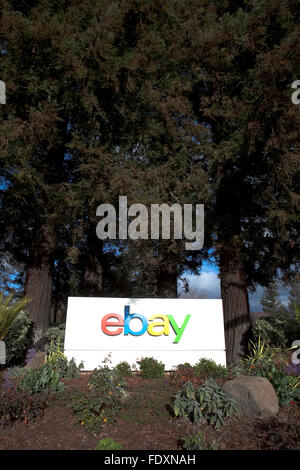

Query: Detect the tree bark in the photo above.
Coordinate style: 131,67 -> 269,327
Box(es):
24,226 -> 54,342
156,255 -> 178,298
82,235 -> 103,296
220,244 -> 253,366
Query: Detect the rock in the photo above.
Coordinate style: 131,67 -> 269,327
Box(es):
222,376 -> 279,419
33,337 -> 49,352
24,351 -> 46,370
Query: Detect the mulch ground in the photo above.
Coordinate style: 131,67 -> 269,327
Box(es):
0,372 -> 299,450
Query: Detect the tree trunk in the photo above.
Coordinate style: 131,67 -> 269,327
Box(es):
24,226 -> 54,342
220,245 -> 253,366
82,236 -> 103,296
157,256 -> 178,298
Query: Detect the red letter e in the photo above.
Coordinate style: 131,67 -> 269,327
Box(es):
101,314 -> 124,336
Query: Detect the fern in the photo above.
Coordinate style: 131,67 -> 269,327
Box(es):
0,293 -> 30,340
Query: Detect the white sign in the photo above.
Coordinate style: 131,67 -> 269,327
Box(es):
64,297 -> 226,370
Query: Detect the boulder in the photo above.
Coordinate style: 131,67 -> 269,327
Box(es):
222,376 -> 279,419
33,337 -> 49,352
24,351 -> 46,370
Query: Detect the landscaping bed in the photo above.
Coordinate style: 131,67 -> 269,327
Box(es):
0,371 -> 299,450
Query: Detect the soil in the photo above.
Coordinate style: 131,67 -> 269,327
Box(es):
0,371 -> 299,450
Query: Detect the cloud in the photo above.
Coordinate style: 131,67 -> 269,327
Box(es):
179,270 -> 221,298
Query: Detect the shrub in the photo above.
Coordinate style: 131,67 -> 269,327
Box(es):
44,323 -> 66,351
195,358 -> 228,379
0,390 -> 48,427
95,438 -> 123,450
3,310 -> 32,365
169,364 -> 199,389
182,431 -> 218,450
18,363 -> 66,395
267,368 -> 300,407
70,362 -> 128,433
232,336 -> 276,376
253,316 -> 300,349
173,379 -> 237,429
137,357 -> 165,379
115,361 -> 132,378
2,366 -> 26,391
45,340 -> 83,379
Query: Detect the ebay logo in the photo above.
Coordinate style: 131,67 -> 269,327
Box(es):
101,305 -> 191,343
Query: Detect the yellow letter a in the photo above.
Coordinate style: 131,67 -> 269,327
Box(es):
147,314 -> 169,336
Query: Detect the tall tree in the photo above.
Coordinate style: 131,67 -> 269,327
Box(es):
181,0 -> 300,363
287,274 -> 300,316
260,281 -> 282,315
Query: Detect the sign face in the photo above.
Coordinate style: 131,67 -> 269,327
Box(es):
64,297 -> 226,370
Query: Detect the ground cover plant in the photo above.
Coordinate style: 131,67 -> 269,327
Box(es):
95,438 -> 123,450
181,430 -> 218,450
0,389 -> 49,427
18,363 -> 66,395
172,379 -> 237,429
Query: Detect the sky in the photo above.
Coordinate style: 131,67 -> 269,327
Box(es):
179,261 -> 291,312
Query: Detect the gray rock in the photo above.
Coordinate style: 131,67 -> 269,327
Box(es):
33,337 -> 49,352
24,351 -> 46,370
0,340 -> 6,364
222,376 -> 279,419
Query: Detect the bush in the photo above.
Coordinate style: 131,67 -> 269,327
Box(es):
45,340 -> 83,379
2,366 -> 26,391
44,323 -> 66,351
232,336 -> 276,377
253,316 -> 300,349
137,357 -> 165,379
267,368 -> 300,407
18,363 -> 66,395
115,361 -> 132,378
70,362 -> 128,433
4,310 -> 32,364
182,431 -> 218,450
0,390 -> 48,427
173,379 -> 237,429
95,438 -> 123,450
195,358 -> 228,379
169,364 -> 199,389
